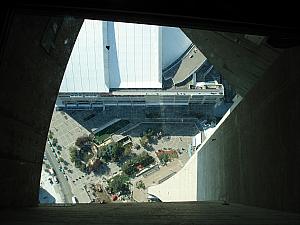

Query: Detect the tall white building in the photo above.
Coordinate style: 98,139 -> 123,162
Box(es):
56,19 -> 223,109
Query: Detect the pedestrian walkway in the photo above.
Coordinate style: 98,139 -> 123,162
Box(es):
91,118 -> 121,134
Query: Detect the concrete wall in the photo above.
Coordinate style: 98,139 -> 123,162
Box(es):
148,95 -> 242,202
196,46 -> 300,213
0,14 -> 83,207
2,202 -> 300,225
148,151 -> 198,201
182,29 -> 282,97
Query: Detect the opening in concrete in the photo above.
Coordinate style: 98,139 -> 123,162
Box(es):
1,4 -> 299,223
39,18 -> 239,204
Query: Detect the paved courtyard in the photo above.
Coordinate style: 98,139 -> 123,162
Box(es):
42,105 -> 206,203
132,157 -> 188,202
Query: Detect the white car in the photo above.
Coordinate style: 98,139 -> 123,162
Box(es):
53,176 -> 59,184
72,196 -> 78,204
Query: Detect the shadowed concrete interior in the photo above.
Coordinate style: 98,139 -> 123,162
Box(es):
0,13 -> 83,207
194,45 -> 300,212
0,3 -> 300,224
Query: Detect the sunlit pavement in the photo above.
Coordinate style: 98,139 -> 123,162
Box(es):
44,107 -> 201,203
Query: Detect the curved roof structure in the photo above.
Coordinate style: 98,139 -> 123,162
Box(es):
59,19 -> 193,93
162,27 -> 192,70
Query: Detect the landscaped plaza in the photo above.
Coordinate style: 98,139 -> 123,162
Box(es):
41,104 -> 216,203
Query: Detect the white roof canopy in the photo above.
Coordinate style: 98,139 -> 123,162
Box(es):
107,21 -> 162,89
60,20 -> 108,93
60,20 -> 193,93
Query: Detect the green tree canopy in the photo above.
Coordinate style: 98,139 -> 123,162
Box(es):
121,160 -> 138,177
69,146 -> 78,163
75,135 -> 92,148
158,153 -> 170,165
136,180 -> 146,190
99,143 -> 124,162
107,173 -> 130,195
110,143 -> 124,162
87,158 -> 102,173
52,138 -> 58,146
124,145 -> 132,157
121,152 -> 154,176
140,135 -> 149,147
48,131 -> 54,139
137,152 -> 155,167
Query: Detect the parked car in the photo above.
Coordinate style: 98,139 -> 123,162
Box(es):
72,196 -> 78,204
48,177 -> 53,185
49,168 -> 56,176
53,176 -> 59,184
60,168 -> 65,174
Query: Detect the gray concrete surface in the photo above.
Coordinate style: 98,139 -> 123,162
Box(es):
1,13 -> 299,220
44,143 -> 73,203
182,29 -> 282,97
0,14 -> 83,207
1,202 -> 300,225
195,47 -> 300,213
47,109 -> 197,203
171,45 -> 206,84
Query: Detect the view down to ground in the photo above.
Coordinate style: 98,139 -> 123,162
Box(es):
39,19 -> 237,204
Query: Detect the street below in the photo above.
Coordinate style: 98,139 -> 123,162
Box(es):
45,143 -> 74,203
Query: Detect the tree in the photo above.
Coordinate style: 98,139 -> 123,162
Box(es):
107,174 -> 130,195
79,163 -> 86,172
69,146 -> 78,163
124,145 -> 132,157
78,147 -> 93,163
52,138 -> 58,146
99,143 -> 124,162
121,160 -> 137,176
87,158 -> 102,173
89,133 -> 95,141
45,163 -> 50,169
48,130 -> 54,139
59,157 -> 64,163
110,143 -> 124,162
146,128 -> 154,137
140,135 -> 149,147
136,180 -> 146,190
74,159 -> 80,168
158,153 -> 170,165
98,146 -> 112,162
121,152 -> 154,176
137,152 -> 155,167
62,159 -> 69,166
75,135 -> 92,148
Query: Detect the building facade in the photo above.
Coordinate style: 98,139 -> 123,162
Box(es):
56,19 -> 224,110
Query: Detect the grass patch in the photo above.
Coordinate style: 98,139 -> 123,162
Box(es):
94,120 -> 129,143
95,133 -> 111,144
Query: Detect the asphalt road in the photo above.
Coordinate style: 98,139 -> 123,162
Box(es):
45,142 -> 73,203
